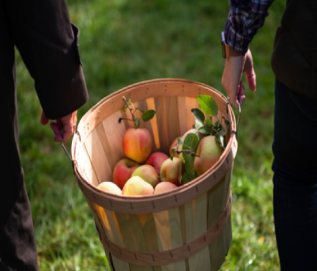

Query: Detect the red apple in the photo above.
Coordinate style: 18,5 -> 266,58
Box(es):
160,157 -> 184,186
132,164 -> 159,188
154,182 -> 178,194
146,152 -> 169,175
194,135 -> 223,176
123,127 -> 153,163
97,182 -> 122,195
112,158 -> 140,189
122,176 -> 154,196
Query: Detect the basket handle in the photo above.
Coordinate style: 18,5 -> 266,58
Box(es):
235,102 -> 241,140
226,96 -> 241,140
61,141 -> 72,161
60,129 -> 80,173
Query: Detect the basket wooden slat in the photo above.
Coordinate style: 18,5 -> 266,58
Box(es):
71,78 -> 237,271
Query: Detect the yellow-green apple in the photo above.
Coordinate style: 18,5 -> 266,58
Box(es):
194,135 -> 223,176
112,158 -> 140,189
97,182 -> 122,195
132,164 -> 159,188
154,182 -> 178,194
160,157 -> 184,186
146,152 -> 169,175
123,127 -> 153,163
122,176 -> 154,196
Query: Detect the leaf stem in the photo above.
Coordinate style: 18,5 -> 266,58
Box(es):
122,96 -> 136,126
118,117 -> 135,123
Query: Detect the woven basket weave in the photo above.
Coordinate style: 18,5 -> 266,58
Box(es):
71,78 -> 237,271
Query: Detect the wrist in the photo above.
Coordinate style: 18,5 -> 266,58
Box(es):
228,46 -> 245,57
221,31 -> 245,58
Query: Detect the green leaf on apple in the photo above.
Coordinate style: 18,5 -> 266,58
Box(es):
178,162 -> 184,184
198,125 -> 212,135
141,109 -> 156,122
123,98 -> 133,112
182,133 -> 199,157
179,133 -> 199,183
183,155 -> 197,183
205,118 -> 213,126
170,147 -> 176,160
216,134 -> 225,149
121,96 -> 156,128
197,95 -> 218,117
182,172 -> 192,184
191,108 -> 205,130
134,118 -> 140,128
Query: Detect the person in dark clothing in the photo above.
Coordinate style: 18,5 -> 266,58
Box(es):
0,0 -> 88,270
221,0 -> 317,270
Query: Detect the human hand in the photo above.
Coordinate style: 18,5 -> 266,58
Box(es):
41,111 -> 78,142
221,49 -> 256,107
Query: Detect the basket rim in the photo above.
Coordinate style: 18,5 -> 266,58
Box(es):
71,78 -> 237,213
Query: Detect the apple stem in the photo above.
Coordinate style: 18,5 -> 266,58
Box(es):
122,96 -> 136,123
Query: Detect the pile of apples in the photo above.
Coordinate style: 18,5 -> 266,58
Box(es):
97,126 -> 223,197
96,95 -> 226,197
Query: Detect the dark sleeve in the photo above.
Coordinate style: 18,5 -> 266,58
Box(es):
225,0 -> 275,52
6,0 -> 88,119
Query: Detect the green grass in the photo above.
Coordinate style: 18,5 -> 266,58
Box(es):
16,0 -> 285,270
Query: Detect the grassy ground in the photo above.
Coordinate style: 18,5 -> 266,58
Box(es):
16,0 -> 286,270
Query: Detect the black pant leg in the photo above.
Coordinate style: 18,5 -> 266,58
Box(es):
272,80 -> 317,271
0,167 -> 38,271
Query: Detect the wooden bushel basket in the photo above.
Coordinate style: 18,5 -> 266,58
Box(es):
71,78 -> 237,271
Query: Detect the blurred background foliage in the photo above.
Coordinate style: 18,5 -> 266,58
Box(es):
16,0 -> 285,270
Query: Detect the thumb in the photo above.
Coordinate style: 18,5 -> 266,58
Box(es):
244,50 -> 256,92
245,67 -> 256,92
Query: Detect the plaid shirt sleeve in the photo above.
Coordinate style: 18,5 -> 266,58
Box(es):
225,0 -> 275,53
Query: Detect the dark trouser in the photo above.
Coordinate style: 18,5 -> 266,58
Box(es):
0,52 -> 38,270
0,167 -> 38,271
272,80 -> 317,270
